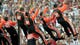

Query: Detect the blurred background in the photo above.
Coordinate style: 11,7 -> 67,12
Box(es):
0,0 -> 80,45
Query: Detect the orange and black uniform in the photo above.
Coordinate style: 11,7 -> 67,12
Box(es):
39,12 -> 63,41
4,17 -> 19,45
16,12 -> 28,38
27,17 -> 37,45
55,9 -> 76,37
0,18 -> 10,45
26,17 -> 46,45
26,8 -> 46,45
41,18 -> 58,41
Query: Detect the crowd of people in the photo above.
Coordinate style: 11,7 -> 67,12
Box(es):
0,0 -> 80,45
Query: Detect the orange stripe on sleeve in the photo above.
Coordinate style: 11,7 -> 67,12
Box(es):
43,15 -> 54,23
0,19 -> 5,29
9,20 -> 16,26
29,7 -> 34,14
0,23 -> 3,29
31,8 -> 39,21
1,19 -> 6,25
58,3 -> 68,12
43,7 -> 48,14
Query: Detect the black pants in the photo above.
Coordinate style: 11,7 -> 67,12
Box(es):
0,36 -> 10,45
10,35 -> 19,45
45,27 -> 57,41
20,24 -> 28,37
27,38 -> 36,45
5,27 -> 19,45
0,30 -> 10,45
60,21 -> 74,37
42,24 -> 58,41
